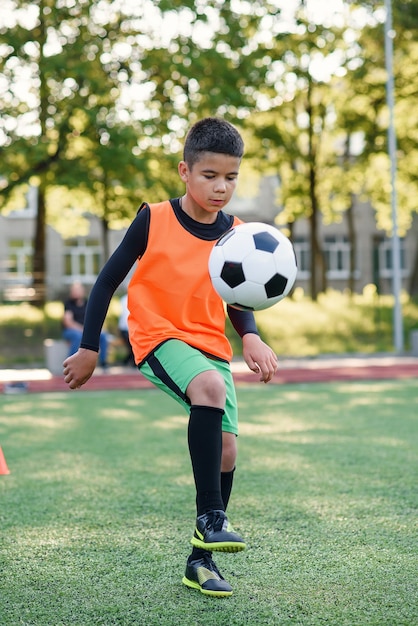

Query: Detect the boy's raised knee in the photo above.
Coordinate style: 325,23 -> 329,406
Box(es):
187,370 -> 226,408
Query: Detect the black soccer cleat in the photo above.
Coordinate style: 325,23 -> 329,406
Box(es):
190,510 -> 246,552
182,553 -> 233,597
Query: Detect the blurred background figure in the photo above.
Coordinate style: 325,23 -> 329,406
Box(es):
62,282 -> 109,368
118,293 -> 135,367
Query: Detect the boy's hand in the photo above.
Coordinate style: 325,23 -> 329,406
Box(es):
242,333 -> 278,383
63,348 -> 98,390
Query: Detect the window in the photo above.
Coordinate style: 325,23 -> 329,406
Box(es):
324,236 -> 352,279
378,238 -> 407,278
63,238 -> 102,283
7,239 -> 33,280
292,238 -> 310,278
293,236 -> 356,280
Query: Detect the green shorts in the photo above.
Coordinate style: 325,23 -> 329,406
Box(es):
139,339 -> 238,435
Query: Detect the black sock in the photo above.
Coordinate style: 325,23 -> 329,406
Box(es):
188,405 -> 224,516
221,467 -> 235,511
188,546 -> 208,562
189,467 -> 236,563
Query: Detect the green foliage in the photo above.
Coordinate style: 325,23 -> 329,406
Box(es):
0,380 -> 416,624
342,0 -> 418,235
229,289 -> 418,357
254,288 -> 418,356
0,0 -> 286,300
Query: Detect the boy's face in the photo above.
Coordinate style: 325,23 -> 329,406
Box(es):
178,152 -> 241,223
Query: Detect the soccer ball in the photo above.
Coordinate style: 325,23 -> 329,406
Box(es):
209,222 -> 297,311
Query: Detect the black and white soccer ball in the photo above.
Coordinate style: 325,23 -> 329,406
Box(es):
209,222 -> 297,311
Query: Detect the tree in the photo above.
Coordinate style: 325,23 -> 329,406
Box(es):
0,0 -> 281,304
0,0 -> 151,304
342,0 -> 418,294
246,0 -> 418,299
244,4 -> 349,299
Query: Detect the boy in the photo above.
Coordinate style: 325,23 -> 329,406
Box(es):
63,117 -> 278,598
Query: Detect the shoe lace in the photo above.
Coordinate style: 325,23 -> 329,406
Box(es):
201,552 -> 223,580
211,510 -> 227,532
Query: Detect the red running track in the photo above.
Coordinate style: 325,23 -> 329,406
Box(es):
1,358 -> 417,394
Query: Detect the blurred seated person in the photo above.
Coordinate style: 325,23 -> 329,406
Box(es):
118,293 -> 135,367
62,282 -> 109,367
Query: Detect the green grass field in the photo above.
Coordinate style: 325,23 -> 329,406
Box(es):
0,381 -> 417,626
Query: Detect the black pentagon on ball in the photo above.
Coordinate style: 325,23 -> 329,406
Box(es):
265,273 -> 288,298
221,261 -> 246,288
253,231 -> 279,253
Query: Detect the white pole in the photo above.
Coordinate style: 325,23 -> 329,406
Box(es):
384,0 -> 404,352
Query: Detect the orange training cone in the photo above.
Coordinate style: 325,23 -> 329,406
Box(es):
0,447 -> 10,475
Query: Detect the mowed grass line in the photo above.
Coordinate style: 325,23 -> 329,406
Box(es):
0,381 -> 417,626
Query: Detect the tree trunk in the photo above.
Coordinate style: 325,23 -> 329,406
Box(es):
342,135 -> 357,296
307,79 -> 326,301
32,182 -> 47,307
31,2 -> 48,307
101,180 -> 111,261
346,193 -> 356,295
309,201 -> 326,301
101,216 -> 110,262
408,239 -> 418,296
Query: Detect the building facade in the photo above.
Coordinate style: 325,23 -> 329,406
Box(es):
0,209 -> 126,301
